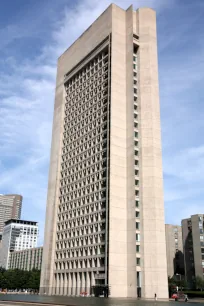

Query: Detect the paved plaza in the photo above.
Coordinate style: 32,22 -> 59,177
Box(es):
0,295 -> 204,306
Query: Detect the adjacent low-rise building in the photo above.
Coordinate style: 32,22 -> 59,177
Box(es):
8,246 -> 43,271
165,224 -> 184,278
182,214 -> 204,287
0,219 -> 38,269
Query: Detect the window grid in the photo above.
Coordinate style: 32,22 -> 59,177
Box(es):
55,47 -> 110,280
133,45 -> 140,261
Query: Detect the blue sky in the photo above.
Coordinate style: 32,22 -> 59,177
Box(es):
0,0 -> 204,245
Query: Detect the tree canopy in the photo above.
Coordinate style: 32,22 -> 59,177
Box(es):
168,275 -> 187,289
0,269 -> 40,290
195,276 -> 204,290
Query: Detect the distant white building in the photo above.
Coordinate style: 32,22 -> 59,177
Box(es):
0,219 -> 38,269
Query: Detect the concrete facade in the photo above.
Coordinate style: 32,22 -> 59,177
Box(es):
182,215 -> 204,287
0,194 -> 22,238
40,4 -> 168,299
165,224 -> 184,278
8,246 -> 43,271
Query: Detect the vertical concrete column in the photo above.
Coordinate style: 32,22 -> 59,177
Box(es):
82,272 -> 85,293
68,273 -> 71,296
64,273 -> 67,295
72,272 -> 76,296
60,273 -> 64,295
52,274 -> 56,295
39,84 -> 65,295
137,7 -> 168,299
91,271 -> 95,287
87,272 -> 91,295
126,5 -> 137,298
56,273 -> 60,295
80,272 -> 82,295
85,272 -> 88,293
59,274 -> 61,295
109,8 -> 126,293
76,272 -> 80,296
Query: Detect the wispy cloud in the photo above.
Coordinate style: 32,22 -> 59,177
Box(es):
0,0 -> 203,243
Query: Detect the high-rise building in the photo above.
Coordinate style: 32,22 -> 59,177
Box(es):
8,246 -> 43,271
182,214 -> 204,287
40,4 -> 168,299
0,194 -> 22,239
0,219 -> 38,269
165,224 -> 184,278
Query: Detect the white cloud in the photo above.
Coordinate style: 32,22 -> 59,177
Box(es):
0,0 -> 199,244
0,0 -> 171,244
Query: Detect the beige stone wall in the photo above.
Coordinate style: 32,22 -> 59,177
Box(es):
108,4 -> 137,297
126,5 -> 138,298
137,8 -> 168,299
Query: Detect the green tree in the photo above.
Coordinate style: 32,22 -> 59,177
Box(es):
195,276 -> 204,290
178,278 -> 187,289
27,269 -> 41,290
0,268 -> 41,290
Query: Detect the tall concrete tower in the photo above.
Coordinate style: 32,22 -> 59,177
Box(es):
0,194 -> 22,238
40,4 -> 168,299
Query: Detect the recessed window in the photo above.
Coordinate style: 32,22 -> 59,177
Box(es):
134,122 -> 138,128
135,160 -> 138,166
135,150 -> 138,156
134,141 -> 138,146
134,113 -> 137,119
134,105 -> 137,110
136,234 -> 140,242
136,245 -> 140,253
136,222 -> 140,230
136,258 -> 140,266
133,34 -> 139,40
133,56 -> 137,62
134,96 -> 137,102
135,200 -> 139,208
134,72 -> 137,77
135,132 -> 138,137
135,190 -> 139,196
135,180 -> 139,186
134,88 -> 137,94
134,80 -> 137,85
135,170 -> 139,176
136,211 -> 140,218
